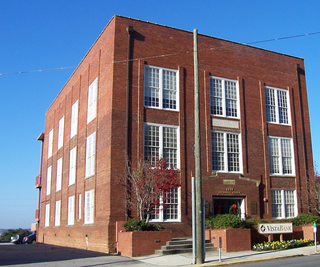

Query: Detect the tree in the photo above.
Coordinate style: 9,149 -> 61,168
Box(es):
123,157 -> 180,223
1,228 -> 30,242
308,164 -> 320,214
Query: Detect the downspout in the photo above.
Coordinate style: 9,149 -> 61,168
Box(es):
296,64 -> 310,212
125,26 -> 133,221
37,132 -> 44,238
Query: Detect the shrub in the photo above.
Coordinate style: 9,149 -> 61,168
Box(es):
123,218 -> 164,232
291,213 -> 320,226
205,214 -> 246,229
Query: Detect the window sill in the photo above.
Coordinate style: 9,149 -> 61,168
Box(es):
270,175 -> 296,178
144,106 -> 179,112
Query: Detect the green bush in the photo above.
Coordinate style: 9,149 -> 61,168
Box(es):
205,214 -> 247,229
123,218 -> 164,232
291,214 -> 320,226
205,213 -> 320,230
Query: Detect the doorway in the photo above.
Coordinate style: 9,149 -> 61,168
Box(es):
213,197 -> 245,220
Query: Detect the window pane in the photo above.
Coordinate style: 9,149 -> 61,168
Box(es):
227,133 -> 239,172
212,132 -> 225,171
163,188 -> 179,220
269,138 -> 279,174
285,190 -> 295,218
225,81 -> 237,117
210,78 -> 223,115
144,125 -> 160,165
281,139 -> 292,174
144,67 -> 160,107
277,90 -> 289,124
163,70 -> 177,109
271,190 -> 282,218
265,88 -> 277,123
163,127 -> 177,168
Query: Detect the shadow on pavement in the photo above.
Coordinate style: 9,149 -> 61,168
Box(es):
0,243 -> 122,266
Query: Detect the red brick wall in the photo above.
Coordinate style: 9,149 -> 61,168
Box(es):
206,228 -> 251,252
37,15 -> 314,253
117,230 -> 172,257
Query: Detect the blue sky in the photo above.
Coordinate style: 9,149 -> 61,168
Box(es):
1,0 -> 320,229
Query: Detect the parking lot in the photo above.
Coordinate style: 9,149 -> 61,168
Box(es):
0,243 -> 149,267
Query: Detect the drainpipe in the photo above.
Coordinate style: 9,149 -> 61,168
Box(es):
36,132 -> 44,238
125,26 -> 133,221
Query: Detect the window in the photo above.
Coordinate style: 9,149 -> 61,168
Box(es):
87,78 -> 98,124
48,129 -> 53,158
78,194 -> 82,220
268,137 -> 294,175
70,100 -> 79,138
85,190 -> 94,224
85,132 -> 96,178
265,87 -> 290,124
149,188 -> 181,222
144,123 -> 179,168
55,200 -> 61,226
69,147 -> 77,185
211,131 -> 241,172
45,203 -> 50,227
46,166 -> 52,195
68,195 -> 75,225
271,189 -> 296,218
210,76 -> 239,118
58,116 -> 65,149
144,65 -> 178,110
56,157 -> 62,191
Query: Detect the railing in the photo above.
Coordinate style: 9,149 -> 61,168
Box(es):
35,209 -> 40,222
35,174 -> 42,188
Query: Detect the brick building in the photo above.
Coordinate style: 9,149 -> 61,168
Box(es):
35,15 -> 314,253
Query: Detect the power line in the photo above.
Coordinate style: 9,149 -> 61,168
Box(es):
246,31 -> 320,45
1,30 -> 320,76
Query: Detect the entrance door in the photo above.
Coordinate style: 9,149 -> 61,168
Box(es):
213,197 -> 245,219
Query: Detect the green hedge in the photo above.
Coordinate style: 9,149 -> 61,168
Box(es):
205,213 -> 320,229
123,218 -> 164,232
205,214 -> 253,229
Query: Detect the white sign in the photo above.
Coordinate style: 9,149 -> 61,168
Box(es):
258,223 -> 293,234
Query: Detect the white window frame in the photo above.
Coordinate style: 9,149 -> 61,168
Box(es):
48,129 -> 53,158
68,195 -> 75,226
144,65 -> 179,111
84,189 -> 94,224
143,123 -> 180,168
70,100 -> 79,138
211,131 -> 242,173
58,116 -> 65,149
69,146 -> 77,185
87,78 -> 98,124
149,187 -> 181,223
271,189 -> 297,219
268,136 -> 295,176
78,194 -> 82,220
56,157 -> 62,192
209,76 -> 239,118
85,132 -> 96,178
55,200 -> 61,226
46,166 -> 52,196
265,86 -> 291,125
45,203 -> 50,227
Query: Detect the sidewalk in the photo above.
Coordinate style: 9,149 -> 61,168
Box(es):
133,245 -> 320,266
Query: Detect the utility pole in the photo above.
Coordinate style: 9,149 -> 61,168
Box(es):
194,28 -> 203,264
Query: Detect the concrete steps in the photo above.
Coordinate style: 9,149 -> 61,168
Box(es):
155,237 -> 217,255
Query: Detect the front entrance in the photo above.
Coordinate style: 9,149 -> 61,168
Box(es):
213,197 -> 245,219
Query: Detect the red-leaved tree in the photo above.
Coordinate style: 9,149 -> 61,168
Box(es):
124,157 -> 180,223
